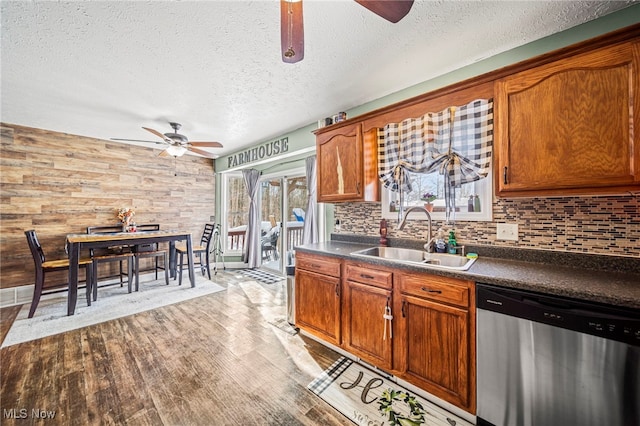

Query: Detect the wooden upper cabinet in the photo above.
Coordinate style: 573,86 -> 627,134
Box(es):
495,40 -> 640,197
315,122 -> 380,202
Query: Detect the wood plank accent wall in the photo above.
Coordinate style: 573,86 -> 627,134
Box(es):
0,123 -> 216,290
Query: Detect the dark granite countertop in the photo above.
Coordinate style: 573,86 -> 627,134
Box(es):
294,237 -> 640,310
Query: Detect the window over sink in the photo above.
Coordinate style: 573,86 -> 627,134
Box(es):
381,168 -> 493,222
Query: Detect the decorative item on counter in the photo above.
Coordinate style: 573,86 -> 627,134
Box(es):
468,196 -> 475,212
116,207 -> 135,231
379,219 -> 388,246
421,192 -> 436,212
448,230 -> 457,254
335,218 -> 341,232
434,227 -> 447,253
474,195 -> 481,212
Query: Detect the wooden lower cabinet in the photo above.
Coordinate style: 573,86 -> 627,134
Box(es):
295,253 -> 342,346
394,272 -> 476,413
295,252 -> 476,413
342,263 -> 393,369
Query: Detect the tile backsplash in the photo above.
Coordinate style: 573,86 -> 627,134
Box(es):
333,195 -> 639,257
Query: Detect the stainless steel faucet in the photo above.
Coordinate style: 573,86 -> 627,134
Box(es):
398,206 -> 434,252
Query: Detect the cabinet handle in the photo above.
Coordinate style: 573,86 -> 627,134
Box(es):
401,300 -> 406,318
335,282 -> 340,297
360,274 -> 375,280
310,264 -> 321,268
503,166 -> 508,185
357,182 -> 361,195
421,286 -> 442,294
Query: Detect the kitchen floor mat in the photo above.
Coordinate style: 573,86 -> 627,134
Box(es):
308,356 -> 473,426
237,268 -> 284,285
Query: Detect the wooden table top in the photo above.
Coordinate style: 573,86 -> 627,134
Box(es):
66,230 -> 192,243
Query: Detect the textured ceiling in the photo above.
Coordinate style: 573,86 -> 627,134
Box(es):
1,1 -> 635,158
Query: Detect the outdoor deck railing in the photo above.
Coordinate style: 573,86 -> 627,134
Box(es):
227,224 -> 304,253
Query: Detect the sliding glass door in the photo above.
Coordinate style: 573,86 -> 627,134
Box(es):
259,171 -> 308,273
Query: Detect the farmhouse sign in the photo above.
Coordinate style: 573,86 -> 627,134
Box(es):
227,137 -> 289,168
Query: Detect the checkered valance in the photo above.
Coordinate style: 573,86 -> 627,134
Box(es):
378,98 -> 493,192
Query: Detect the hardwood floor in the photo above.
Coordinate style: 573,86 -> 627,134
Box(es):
0,271 -> 351,425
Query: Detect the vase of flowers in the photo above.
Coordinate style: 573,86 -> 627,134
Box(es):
421,192 -> 436,212
116,207 -> 135,231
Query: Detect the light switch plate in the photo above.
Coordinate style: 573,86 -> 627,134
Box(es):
497,223 -> 519,241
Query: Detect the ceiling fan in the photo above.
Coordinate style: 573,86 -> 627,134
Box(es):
280,0 -> 414,63
111,122 -> 223,158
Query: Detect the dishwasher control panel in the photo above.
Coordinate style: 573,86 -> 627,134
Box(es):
477,283 -> 640,346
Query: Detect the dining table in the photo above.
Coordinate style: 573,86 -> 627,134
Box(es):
66,229 -> 195,316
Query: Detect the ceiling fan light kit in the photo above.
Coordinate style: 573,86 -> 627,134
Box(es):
112,122 -> 223,159
165,145 -> 188,157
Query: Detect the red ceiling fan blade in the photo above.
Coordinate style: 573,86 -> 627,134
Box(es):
355,0 -> 414,23
187,147 -> 219,159
281,0 -> 304,63
188,141 -> 224,148
142,127 -> 172,143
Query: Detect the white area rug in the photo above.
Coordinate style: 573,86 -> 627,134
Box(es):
2,275 -> 225,348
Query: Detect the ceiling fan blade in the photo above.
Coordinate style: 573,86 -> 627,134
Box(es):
110,138 -> 166,145
188,141 -> 224,148
142,126 -> 172,142
187,146 -> 219,159
355,0 -> 414,23
281,0 -> 304,63
158,149 -> 172,157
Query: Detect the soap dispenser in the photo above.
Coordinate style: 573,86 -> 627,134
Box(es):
448,230 -> 457,254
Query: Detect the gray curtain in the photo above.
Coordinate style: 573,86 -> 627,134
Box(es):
242,168 -> 261,268
302,155 -> 318,245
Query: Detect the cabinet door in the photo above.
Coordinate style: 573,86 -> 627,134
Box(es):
495,41 -> 640,197
317,122 -> 364,202
396,294 -> 472,411
295,268 -> 341,346
343,280 -> 393,369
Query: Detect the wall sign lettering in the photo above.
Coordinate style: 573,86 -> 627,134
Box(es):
227,137 -> 289,168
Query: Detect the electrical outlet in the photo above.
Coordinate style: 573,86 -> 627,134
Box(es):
210,215 -> 215,222
497,223 -> 518,241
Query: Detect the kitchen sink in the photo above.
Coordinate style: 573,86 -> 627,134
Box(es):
351,246 -> 477,271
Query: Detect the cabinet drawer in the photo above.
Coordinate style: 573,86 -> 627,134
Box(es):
296,253 -> 341,278
345,264 -> 392,289
398,273 -> 470,307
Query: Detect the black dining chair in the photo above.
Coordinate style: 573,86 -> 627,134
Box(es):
175,223 -> 214,285
86,225 -> 134,299
132,223 -> 169,290
24,230 -> 95,318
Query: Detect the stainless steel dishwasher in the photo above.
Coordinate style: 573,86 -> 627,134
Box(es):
476,283 -> 639,426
